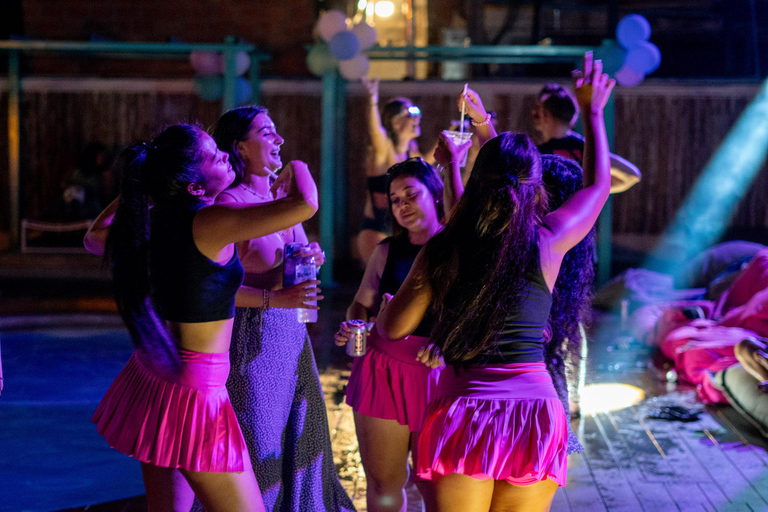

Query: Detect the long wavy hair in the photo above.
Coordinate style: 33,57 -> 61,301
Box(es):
541,155 -> 595,416
386,157 -> 445,240
422,132 -> 547,367
210,105 -> 269,187
105,124 -> 208,374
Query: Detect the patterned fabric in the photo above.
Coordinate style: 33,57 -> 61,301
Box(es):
193,307 -> 355,512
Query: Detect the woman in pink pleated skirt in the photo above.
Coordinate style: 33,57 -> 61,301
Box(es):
377,53 -> 614,512
85,124 -> 319,511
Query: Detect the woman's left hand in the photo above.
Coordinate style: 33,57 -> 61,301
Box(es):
417,344 -> 445,368
299,241 -> 325,267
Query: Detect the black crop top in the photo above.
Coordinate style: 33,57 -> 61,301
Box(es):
474,266 -> 552,365
150,202 -> 244,323
378,235 -> 434,337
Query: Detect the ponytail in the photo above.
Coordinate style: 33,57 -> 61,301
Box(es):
106,144 -> 181,374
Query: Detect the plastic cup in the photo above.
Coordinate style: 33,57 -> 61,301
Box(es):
442,130 -> 472,168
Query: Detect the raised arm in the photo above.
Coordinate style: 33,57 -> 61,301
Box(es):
460,87 -> 497,147
362,77 -> 390,160
434,132 -> 471,219
540,53 -> 614,257
193,160 -> 318,255
376,250 -> 432,340
83,195 -> 119,255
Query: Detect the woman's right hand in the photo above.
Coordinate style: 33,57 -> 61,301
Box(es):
271,160 -> 319,212
334,321 -> 352,346
273,280 -> 323,309
571,52 -> 615,115
362,77 -> 380,104
458,87 -> 489,124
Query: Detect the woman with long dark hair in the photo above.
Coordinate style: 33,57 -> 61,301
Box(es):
376,54 -> 613,511
208,106 -> 354,512
87,124 -> 318,511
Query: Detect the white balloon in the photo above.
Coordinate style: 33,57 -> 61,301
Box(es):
190,51 -> 222,75
236,52 -> 251,76
615,64 -> 645,87
317,10 -> 348,43
339,54 -> 370,80
352,22 -> 377,51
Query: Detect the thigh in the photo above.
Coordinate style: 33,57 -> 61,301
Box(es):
432,472 -> 494,512
489,478 -> 559,512
181,468 -> 265,512
354,412 -> 412,484
141,463 -> 195,512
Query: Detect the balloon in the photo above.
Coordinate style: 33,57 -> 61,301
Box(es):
616,14 -> 651,48
625,41 -> 661,74
235,78 -> 252,105
615,64 -> 645,87
317,10 -> 348,42
190,51 -> 222,75
339,54 -> 370,80
352,22 -> 377,51
329,31 -> 360,61
194,75 -> 224,101
235,52 -> 251,76
307,43 -> 338,76
594,40 -> 626,76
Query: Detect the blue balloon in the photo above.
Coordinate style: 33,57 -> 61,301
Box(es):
594,40 -> 627,76
194,75 -> 223,101
329,31 -> 360,61
625,41 -> 661,75
235,78 -> 252,106
617,14 -> 651,48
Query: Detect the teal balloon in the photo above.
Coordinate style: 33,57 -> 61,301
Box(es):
594,40 -> 626,76
194,75 -> 223,101
329,31 -> 360,60
235,78 -> 252,105
307,43 -> 338,76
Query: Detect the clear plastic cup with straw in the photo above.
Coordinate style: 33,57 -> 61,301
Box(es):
441,83 -> 472,167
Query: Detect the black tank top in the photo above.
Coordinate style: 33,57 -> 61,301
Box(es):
378,235 -> 434,337
476,266 -> 552,364
150,202 -> 244,323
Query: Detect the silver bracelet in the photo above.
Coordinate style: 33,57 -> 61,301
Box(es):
262,288 -> 270,309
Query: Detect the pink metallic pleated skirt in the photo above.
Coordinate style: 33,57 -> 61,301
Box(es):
92,348 -> 251,473
417,362 -> 568,486
345,328 -> 443,432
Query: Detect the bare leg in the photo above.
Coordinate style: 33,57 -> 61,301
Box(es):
355,412 -> 412,512
489,479 -> 559,512
141,463 -> 195,512
432,473 -> 494,512
180,468 -> 265,512
411,431 -> 437,512
357,229 -> 388,264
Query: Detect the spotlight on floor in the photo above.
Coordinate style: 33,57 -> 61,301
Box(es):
579,383 -> 645,415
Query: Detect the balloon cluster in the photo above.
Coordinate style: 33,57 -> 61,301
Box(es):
307,10 -> 377,80
190,51 -> 252,104
595,14 -> 661,88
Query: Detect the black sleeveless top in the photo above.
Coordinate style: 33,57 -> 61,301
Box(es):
150,202 -> 244,323
378,235 -> 434,337
474,266 -> 552,364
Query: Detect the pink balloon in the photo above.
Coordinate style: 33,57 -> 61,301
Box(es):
317,10 -> 348,43
615,64 -> 645,87
190,51 -> 222,75
339,54 -> 370,80
352,22 -> 377,51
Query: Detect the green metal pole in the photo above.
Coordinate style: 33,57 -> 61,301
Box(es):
320,71 -> 338,285
8,50 -> 21,250
597,94 -> 615,285
333,76 -> 347,273
222,36 -> 237,113
249,51 -> 261,106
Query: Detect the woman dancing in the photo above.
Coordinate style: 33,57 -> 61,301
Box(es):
376,53 -> 613,511
209,106 -> 355,512
357,77 -> 430,263
87,124 -> 319,511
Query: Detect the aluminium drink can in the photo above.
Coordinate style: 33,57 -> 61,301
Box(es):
346,319 -> 367,357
